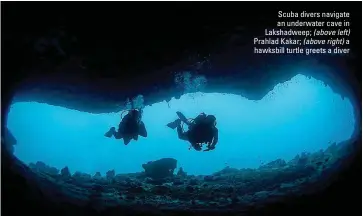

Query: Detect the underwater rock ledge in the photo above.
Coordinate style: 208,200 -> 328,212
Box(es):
8,139 -> 356,214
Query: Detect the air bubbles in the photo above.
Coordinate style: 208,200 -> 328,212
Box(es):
124,95 -> 145,110
174,71 -> 208,94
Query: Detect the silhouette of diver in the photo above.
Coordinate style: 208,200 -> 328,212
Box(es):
167,111 -> 218,151
105,108 -> 147,145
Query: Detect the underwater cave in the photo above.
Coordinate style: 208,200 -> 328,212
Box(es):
7,74 -> 356,176
2,3 -> 361,215
4,71 -> 359,213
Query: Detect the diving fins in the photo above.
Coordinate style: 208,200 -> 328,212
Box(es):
176,111 -> 189,124
167,119 -> 181,129
104,127 -> 115,138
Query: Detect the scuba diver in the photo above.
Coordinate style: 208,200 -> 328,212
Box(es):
167,111 -> 218,151
105,105 -> 147,145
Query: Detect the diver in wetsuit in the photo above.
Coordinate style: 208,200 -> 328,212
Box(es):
167,111 -> 218,151
105,109 -> 147,145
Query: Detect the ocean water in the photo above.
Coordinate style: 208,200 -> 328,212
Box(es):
7,74 -> 355,176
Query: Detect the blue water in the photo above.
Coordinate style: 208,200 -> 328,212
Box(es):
7,74 -> 355,176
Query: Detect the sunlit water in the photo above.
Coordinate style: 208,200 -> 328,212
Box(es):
7,74 -> 355,176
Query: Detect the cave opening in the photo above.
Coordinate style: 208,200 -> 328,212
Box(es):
6,74 -> 356,176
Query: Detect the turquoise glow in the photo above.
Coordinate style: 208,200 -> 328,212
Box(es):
7,74 -> 355,175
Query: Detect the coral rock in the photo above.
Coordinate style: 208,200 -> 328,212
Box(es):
204,175 -> 216,182
142,158 -> 177,179
73,171 -> 91,180
106,170 -> 115,180
152,185 -> 170,195
61,166 -> 71,178
177,167 -> 187,177
93,172 -> 102,179
260,159 -> 286,169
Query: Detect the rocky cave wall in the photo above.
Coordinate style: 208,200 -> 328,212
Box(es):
1,3 -> 361,215
2,3 -> 361,150
5,41 -> 362,145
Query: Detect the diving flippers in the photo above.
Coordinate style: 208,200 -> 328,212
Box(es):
124,137 -> 132,145
104,127 -> 115,138
176,111 -> 189,124
167,119 -> 181,129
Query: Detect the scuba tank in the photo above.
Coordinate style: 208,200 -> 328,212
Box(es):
193,112 -> 207,125
121,96 -> 144,121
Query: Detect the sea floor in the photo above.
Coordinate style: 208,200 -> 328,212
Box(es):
15,140 -> 355,213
